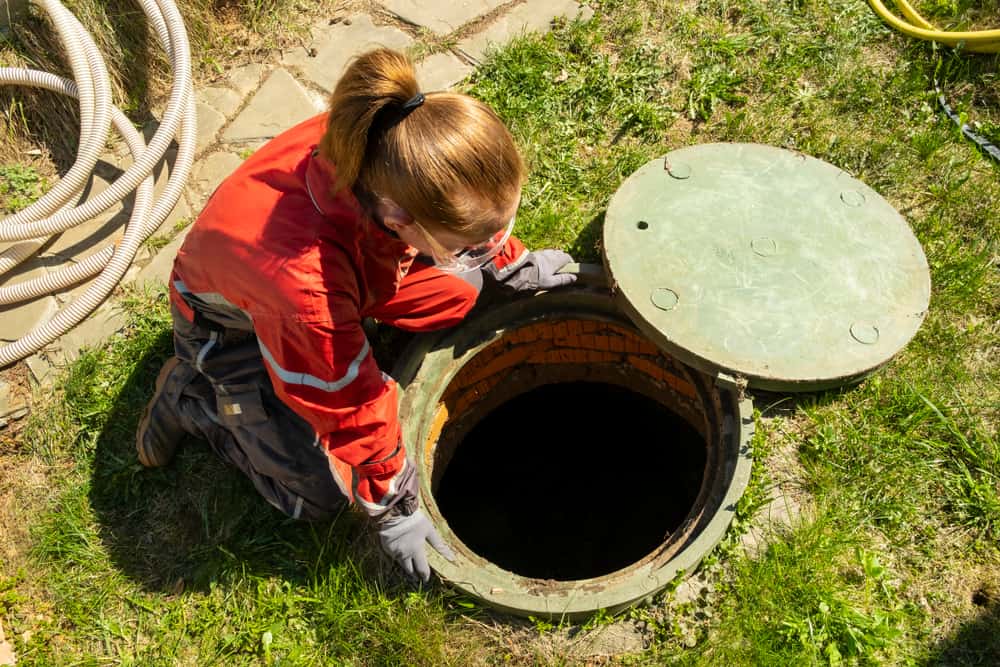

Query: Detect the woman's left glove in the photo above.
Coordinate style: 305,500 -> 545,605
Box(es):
377,509 -> 455,582
497,249 -> 577,292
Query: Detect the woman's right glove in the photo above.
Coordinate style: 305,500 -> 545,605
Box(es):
377,508 -> 455,582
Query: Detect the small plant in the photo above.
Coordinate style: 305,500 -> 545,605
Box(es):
779,597 -> 902,665
0,164 -> 47,213
923,0 -> 960,17
975,119 -> 1000,145
579,606 -> 615,633
687,63 -> 746,121
779,550 -> 904,665
143,235 -> 171,252
0,568 -> 25,613
910,127 -> 947,162
528,614 -> 557,635
172,216 -> 192,234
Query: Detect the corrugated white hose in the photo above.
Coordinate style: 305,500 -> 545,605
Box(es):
0,70 -> 153,304
0,0 -> 196,366
0,0 -> 106,278
1,0 -> 110,230
1,0 -> 193,241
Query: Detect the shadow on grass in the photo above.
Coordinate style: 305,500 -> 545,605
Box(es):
84,327 -> 384,595
569,210 -> 605,265
925,595 -> 1000,666
750,384 -> 861,419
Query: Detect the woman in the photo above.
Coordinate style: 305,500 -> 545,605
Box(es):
135,48 -> 576,581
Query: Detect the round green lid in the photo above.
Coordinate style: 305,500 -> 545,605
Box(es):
603,143 -> 931,392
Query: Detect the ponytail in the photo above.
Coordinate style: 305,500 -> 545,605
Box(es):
319,48 -> 525,240
320,48 -> 420,191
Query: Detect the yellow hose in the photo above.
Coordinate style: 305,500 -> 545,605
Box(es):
867,0 -> 1000,53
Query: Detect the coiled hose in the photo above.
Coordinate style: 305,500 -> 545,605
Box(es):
0,0 -> 195,366
867,0 -> 1000,53
866,1 -> 1000,163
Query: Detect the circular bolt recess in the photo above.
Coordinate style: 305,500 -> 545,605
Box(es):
840,190 -> 866,207
666,162 -> 691,180
751,237 -> 777,257
651,288 -> 679,311
850,322 -> 879,345
637,220 -> 649,230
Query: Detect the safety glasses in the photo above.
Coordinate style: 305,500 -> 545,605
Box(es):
413,215 -> 515,274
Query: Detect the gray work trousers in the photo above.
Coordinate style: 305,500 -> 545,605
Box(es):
163,303 -> 348,520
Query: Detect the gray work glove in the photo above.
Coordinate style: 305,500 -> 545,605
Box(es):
377,509 -> 455,582
499,249 -> 577,292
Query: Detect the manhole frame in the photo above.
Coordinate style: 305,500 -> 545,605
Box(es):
394,288 -> 754,619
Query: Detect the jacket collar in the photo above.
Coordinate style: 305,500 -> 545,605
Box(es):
305,150 -> 417,258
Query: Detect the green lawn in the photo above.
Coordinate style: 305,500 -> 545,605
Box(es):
2,0 -> 999,664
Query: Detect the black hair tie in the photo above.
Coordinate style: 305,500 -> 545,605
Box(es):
401,92 -> 425,114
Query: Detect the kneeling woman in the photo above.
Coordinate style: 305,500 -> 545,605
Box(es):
136,49 -> 575,581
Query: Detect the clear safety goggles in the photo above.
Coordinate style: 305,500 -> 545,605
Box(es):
413,215 -> 515,274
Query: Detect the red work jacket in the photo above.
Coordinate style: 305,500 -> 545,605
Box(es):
170,113 -> 527,513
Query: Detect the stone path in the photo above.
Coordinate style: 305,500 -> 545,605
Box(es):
0,0 -> 593,426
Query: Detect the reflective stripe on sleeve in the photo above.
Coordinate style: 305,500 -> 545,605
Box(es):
353,457 -> 408,513
257,337 -> 369,393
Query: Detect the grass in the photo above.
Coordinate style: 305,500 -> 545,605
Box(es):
2,0 -> 999,664
6,290 -> 470,665
685,517 -> 914,665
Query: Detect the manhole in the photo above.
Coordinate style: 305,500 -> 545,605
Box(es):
392,144 -> 929,619
394,290 -> 752,618
436,377 -> 706,582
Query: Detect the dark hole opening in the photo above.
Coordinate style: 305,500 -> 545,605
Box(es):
435,381 -> 706,581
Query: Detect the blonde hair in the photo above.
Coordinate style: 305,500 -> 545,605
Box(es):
320,48 -> 525,239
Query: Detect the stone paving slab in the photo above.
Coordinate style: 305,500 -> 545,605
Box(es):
739,486 -> 803,558
0,272 -> 59,344
195,102 -> 227,153
415,52 -> 474,91
459,0 -> 593,63
189,151 -> 243,205
198,86 -> 242,118
281,15 -> 413,93
227,63 -> 266,98
0,375 -> 28,426
133,226 -> 190,287
382,0 -> 508,36
51,300 -> 128,365
222,69 -> 323,143
42,163 -> 124,258
45,208 -> 128,262
195,88 -> 246,152
22,352 -> 53,385
151,195 -> 192,240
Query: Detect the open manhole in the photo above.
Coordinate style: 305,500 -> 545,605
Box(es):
393,144 -> 929,618
436,380 -> 706,581
394,290 -> 752,618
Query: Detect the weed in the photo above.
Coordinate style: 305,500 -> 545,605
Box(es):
142,235 -> 171,253
579,607 -> 615,633
172,216 -> 192,234
0,164 -> 46,213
